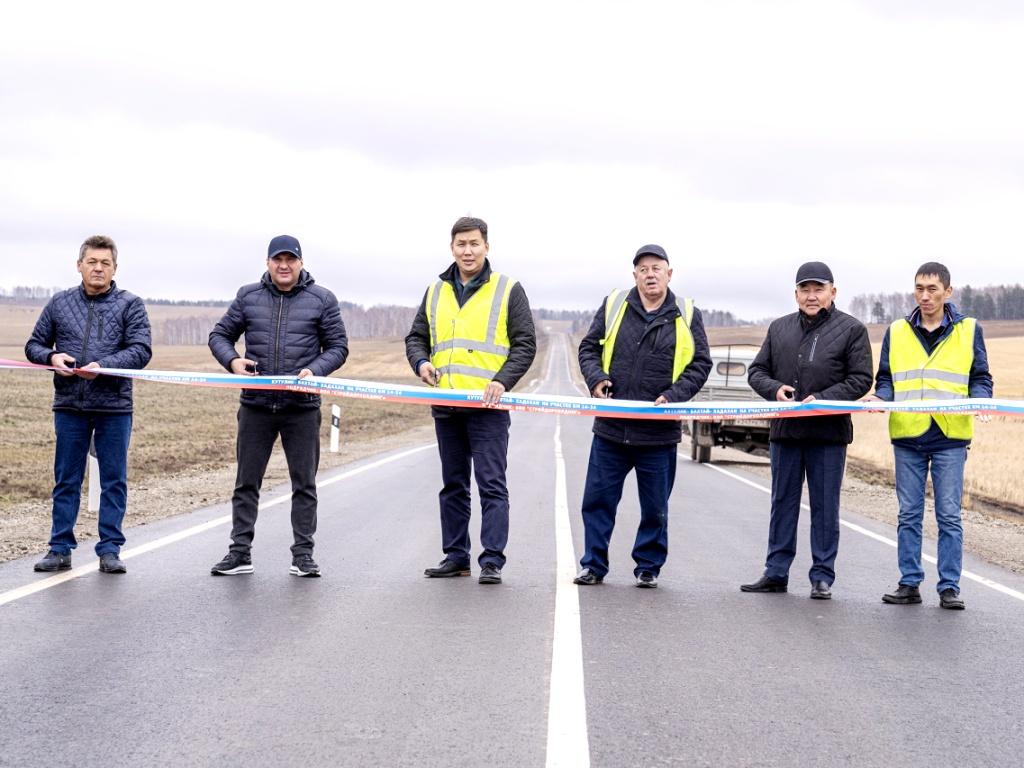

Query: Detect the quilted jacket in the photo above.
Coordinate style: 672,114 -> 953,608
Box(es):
25,282 -> 152,413
209,270 -> 348,411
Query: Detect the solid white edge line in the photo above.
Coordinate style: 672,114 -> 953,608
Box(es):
698,458 -> 1024,603
546,416 -> 590,768
0,442 -> 437,608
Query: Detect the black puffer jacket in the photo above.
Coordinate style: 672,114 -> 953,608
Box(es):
209,270 -> 348,411
579,287 -> 712,446
748,306 -> 873,443
25,282 -> 152,413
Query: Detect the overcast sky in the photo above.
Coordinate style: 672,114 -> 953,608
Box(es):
2,0 -> 1022,319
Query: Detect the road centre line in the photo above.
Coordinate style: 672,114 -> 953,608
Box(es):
698,459 -> 1024,604
0,443 -> 437,608
546,418 -> 591,768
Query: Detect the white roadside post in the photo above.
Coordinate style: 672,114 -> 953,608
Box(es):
87,437 -> 100,512
330,404 -> 341,453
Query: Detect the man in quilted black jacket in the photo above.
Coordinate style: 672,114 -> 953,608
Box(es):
741,262 -> 873,600
25,235 -> 152,575
208,235 -> 348,577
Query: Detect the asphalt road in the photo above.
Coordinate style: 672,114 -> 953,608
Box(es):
2,333 -> 1023,767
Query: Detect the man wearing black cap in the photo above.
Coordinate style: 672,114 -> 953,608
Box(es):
574,244 -> 711,588
741,262 -> 872,599
208,235 -> 348,577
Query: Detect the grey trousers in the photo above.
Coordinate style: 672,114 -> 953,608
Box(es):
229,404 -> 321,556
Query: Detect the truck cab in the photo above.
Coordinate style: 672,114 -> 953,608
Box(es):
685,344 -> 770,463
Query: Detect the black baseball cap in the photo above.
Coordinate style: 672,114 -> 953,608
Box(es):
795,261 -> 833,286
633,244 -> 669,266
268,234 -> 302,259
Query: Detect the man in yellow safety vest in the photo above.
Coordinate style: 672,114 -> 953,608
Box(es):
574,244 -> 711,588
863,262 -> 992,610
405,217 -> 536,585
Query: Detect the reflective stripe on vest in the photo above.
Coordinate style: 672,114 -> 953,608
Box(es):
426,272 -> 515,390
888,317 -> 976,440
600,290 -> 695,382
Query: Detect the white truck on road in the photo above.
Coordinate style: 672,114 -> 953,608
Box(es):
685,344 -> 771,463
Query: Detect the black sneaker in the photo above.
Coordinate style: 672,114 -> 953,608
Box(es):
636,572 -> 658,589
939,588 -> 965,610
290,554 -> 321,578
882,584 -> 922,605
98,553 -> 126,574
210,551 -> 254,576
573,568 -> 604,586
33,550 -> 72,572
478,564 -> 502,584
424,559 -> 471,578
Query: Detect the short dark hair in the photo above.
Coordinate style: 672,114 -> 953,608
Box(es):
451,216 -> 488,243
916,261 -> 951,289
79,235 -> 118,264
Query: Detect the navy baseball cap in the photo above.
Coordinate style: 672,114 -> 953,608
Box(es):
633,244 -> 669,265
268,234 -> 302,259
795,261 -> 833,286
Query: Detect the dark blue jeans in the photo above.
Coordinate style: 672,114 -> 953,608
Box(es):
434,409 -> 511,569
894,445 -> 967,594
764,441 -> 846,586
579,435 -> 678,578
50,410 -> 133,556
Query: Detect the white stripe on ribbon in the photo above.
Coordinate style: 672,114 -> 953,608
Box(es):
2,359 -> 1022,421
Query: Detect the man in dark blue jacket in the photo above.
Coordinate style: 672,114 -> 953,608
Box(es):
741,262 -> 873,599
574,244 -> 711,588
863,262 -> 992,610
25,235 -> 152,574
208,235 -> 348,577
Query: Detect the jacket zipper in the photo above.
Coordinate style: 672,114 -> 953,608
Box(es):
272,294 -> 284,411
808,333 -> 819,363
78,300 -> 96,406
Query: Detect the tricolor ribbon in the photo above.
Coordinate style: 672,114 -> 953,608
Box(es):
2,358 -> 1022,420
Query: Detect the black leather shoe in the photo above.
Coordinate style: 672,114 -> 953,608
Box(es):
635,572 -> 658,588
98,553 -> 126,574
882,584 -> 922,604
34,550 -> 72,572
573,568 -> 604,585
424,559 -> 471,578
939,588 -> 965,610
478,564 -> 502,584
740,576 -> 788,593
810,580 -> 832,599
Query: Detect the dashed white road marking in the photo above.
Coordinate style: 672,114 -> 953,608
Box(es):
699,458 -> 1024,603
0,443 -> 436,608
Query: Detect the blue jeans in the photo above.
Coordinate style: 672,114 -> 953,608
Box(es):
893,445 -> 967,594
764,441 -> 846,586
434,409 -> 511,569
579,435 -> 678,578
50,411 -> 133,556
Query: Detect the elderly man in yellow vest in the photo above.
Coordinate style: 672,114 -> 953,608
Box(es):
863,262 -> 992,610
574,244 -> 711,588
405,216 -> 537,585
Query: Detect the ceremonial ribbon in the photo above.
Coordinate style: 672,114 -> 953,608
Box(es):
2,359 -> 1022,420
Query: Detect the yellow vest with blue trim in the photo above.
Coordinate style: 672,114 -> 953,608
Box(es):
600,290 -> 695,382
426,272 -> 515,390
888,317 -> 976,440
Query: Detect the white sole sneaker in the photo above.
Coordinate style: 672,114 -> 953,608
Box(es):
289,565 -> 320,577
211,564 -> 254,575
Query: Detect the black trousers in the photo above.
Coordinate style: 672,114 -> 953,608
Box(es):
230,404 -> 321,556
434,409 -> 511,569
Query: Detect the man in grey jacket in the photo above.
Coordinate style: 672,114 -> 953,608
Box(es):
740,262 -> 872,599
26,235 -> 152,575
208,235 -> 348,577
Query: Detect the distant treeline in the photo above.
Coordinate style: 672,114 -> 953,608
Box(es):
850,283 -> 1024,324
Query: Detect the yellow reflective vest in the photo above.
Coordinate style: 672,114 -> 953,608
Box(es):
427,272 -> 515,390
888,317 -> 976,440
601,290 -> 695,382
